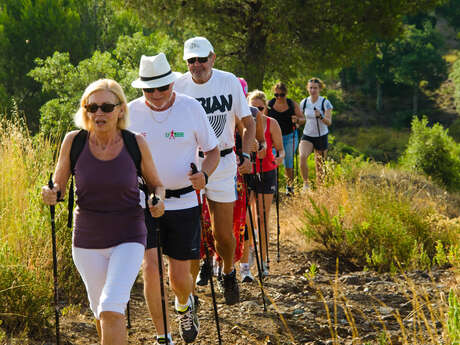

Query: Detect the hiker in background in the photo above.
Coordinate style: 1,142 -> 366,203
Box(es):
174,36 -> 256,306
267,82 -> 304,195
41,79 -> 165,345
299,77 -> 333,190
129,53 -> 220,344
242,89 -> 284,279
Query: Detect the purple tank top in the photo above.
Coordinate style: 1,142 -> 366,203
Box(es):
73,138 -> 146,249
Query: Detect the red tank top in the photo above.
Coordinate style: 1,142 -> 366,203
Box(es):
255,117 -> 277,173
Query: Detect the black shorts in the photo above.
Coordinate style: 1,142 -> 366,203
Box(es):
301,133 -> 328,151
144,206 -> 201,260
247,169 -> 277,194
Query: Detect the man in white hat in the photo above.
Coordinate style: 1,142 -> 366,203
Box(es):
128,52 -> 220,344
174,37 -> 256,306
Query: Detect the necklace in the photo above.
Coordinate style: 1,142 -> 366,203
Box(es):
145,95 -> 175,123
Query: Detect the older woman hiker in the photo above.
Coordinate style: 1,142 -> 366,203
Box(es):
42,79 -> 165,345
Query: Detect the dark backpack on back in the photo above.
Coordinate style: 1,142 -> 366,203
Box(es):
302,97 -> 326,114
67,129 -> 145,228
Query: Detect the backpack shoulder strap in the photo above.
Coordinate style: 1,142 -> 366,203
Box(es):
302,98 -> 308,113
268,98 -> 276,109
287,98 -> 295,113
70,129 -> 88,174
121,129 -> 142,176
321,97 -> 326,113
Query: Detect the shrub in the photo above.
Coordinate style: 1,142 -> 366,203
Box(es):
400,116 -> 460,191
298,161 -> 460,272
0,117 -> 84,337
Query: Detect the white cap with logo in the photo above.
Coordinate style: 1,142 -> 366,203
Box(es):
183,36 -> 214,60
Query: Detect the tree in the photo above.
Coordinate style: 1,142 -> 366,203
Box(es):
123,0 -> 443,90
390,22 -> 448,113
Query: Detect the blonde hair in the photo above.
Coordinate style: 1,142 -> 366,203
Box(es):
74,79 -> 129,131
247,89 -> 268,106
307,77 -> 325,89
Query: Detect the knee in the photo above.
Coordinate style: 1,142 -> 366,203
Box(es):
143,257 -> 159,284
214,229 -> 234,244
100,311 -> 124,324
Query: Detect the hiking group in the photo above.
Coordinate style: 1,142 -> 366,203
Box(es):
41,36 -> 333,345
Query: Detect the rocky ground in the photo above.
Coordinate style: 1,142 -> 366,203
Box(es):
15,239 -> 455,345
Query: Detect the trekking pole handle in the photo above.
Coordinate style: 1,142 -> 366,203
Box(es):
150,194 -> 159,206
48,174 -> 63,202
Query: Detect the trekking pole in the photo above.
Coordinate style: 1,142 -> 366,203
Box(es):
252,156 -> 265,278
191,163 -> 222,345
314,107 -> 321,137
150,195 -> 169,345
244,178 -> 267,311
259,159 -> 270,272
127,301 -> 131,329
276,166 -> 280,262
292,125 -> 296,183
48,174 -> 60,345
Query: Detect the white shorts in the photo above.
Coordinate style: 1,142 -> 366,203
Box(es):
204,151 -> 237,203
72,242 -> 144,319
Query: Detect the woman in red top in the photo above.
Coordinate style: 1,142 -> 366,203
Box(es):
243,90 -> 284,278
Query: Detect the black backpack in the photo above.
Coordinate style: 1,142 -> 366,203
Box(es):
302,97 -> 326,114
66,129 -> 145,228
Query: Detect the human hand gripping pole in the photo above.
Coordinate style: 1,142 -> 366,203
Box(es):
190,163 -> 222,345
48,174 -> 60,345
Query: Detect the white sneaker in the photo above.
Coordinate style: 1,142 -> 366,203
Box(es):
240,264 -> 254,283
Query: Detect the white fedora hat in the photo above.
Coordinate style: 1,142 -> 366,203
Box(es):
131,53 -> 182,89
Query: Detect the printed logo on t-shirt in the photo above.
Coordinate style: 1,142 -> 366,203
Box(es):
195,94 -> 232,138
165,130 -> 185,140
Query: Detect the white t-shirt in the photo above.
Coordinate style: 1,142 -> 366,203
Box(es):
174,69 -> 251,151
300,96 -> 333,137
128,93 -> 218,210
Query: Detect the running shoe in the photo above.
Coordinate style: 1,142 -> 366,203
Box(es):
154,336 -> 175,345
240,266 -> 254,283
177,296 -> 199,343
196,258 -> 211,286
221,269 -> 240,305
285,186 -> 294,196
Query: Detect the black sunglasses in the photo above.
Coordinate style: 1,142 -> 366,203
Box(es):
309,78 -> 320,83
257,106 -> 265,111
143,84 -> 170,93
274,93 -> 286,98
85,103 -> 120,113
187,56 -> 209,64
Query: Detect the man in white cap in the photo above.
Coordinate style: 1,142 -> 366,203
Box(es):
174,36 -> 256,305
128,53 -> 220,344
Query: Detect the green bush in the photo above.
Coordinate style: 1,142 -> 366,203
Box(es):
400,116 -> 460,191
299,160 -> 460,272
449,117 -> 460,143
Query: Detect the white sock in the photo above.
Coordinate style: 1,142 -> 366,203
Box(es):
175,295 -> 191,312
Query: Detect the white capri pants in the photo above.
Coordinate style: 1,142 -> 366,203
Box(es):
72,242 -> 144,319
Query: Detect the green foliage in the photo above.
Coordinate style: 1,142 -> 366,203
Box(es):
124,0 -> 443,90
299,158 -> 460,271
448,290 -> 460,345
29,31 -> 182,138
450,118 -> 460,143
451,58 -> 460,116
0,117 -> 85,336
400,116 -> 460,191
334,127 -> 410,162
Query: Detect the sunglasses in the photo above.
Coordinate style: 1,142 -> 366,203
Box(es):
143,84 -> 170,93
257,106 -> 265,111
309,78 -> 320,83
85,103 -> 120,113
186,56 -> 209,64
274,93 -> 286,98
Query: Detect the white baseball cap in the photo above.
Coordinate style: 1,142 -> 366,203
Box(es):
131,53 -> 182,89
183,36 -> 214,60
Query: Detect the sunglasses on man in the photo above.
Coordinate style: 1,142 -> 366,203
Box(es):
143,84 -> 171,93
186,56 -> 209,64
274,93 -> 286,98
85,103 -> 120,113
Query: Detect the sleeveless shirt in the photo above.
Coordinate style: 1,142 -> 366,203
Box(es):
268,98 -> 295,136
255,117 -> 277,173
73,138 -> 147,249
